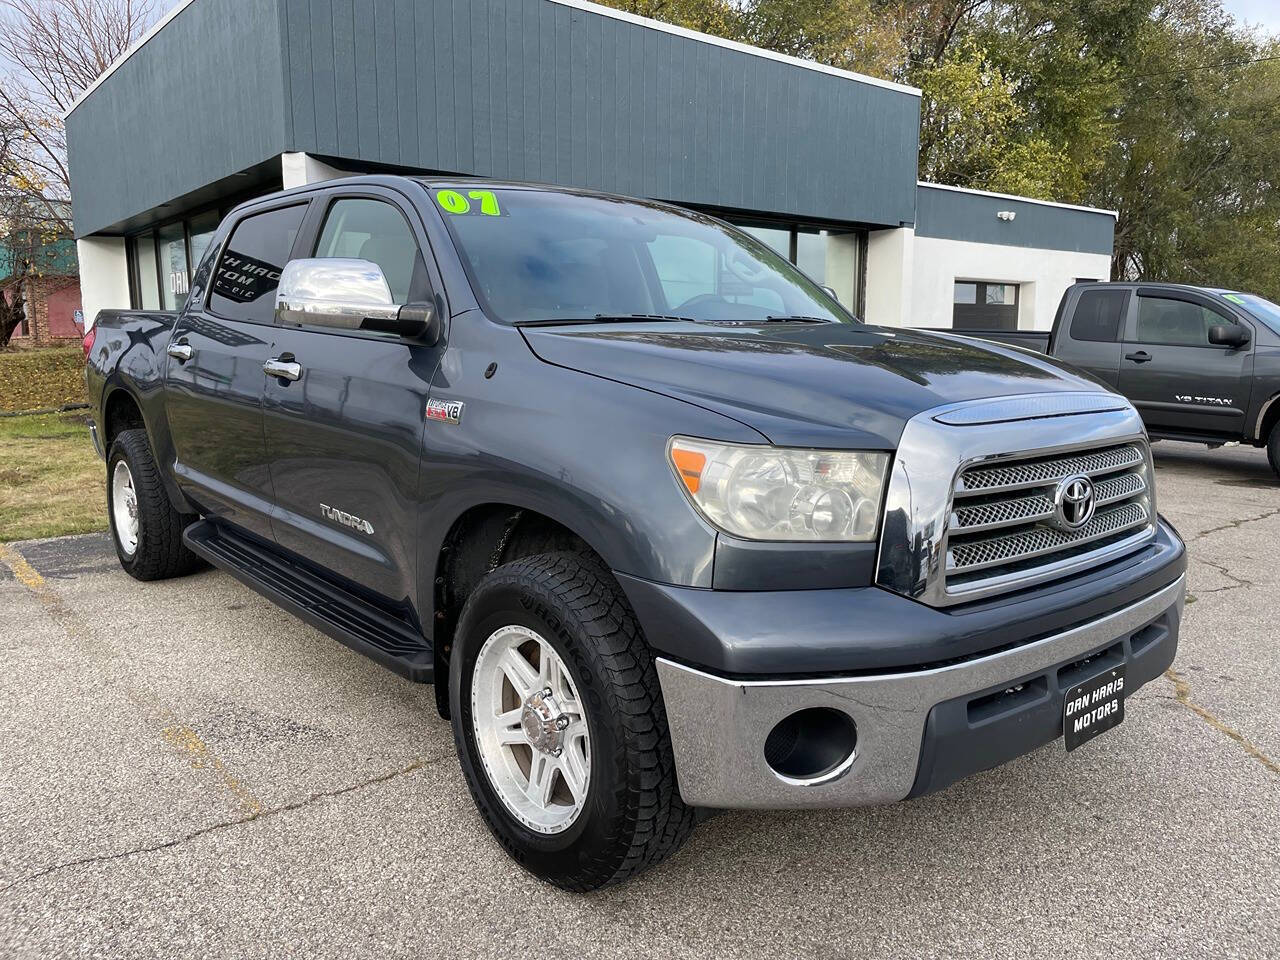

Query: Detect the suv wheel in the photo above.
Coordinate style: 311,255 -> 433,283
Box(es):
1268,423 -> 1280,479
450,552 -> 694,890
106,428 -> 200,580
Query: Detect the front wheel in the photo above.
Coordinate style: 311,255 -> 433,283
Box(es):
450,553 -> 694,890
1268,423 -> 1280,479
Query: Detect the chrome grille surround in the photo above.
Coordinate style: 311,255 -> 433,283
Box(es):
877,393 -> 1157,607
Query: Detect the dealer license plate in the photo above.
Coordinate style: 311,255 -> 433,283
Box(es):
1063,664 -> 1126,751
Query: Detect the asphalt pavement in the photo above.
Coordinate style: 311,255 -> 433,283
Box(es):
1,441 -> 1277,959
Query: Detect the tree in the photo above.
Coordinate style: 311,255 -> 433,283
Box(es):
597,0 -> 1280,295
0,0 -> 155,237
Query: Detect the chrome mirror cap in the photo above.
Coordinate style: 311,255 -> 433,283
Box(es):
274,258 -> 400,330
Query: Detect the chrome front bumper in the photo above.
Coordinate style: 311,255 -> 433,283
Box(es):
656,574 -> 1185,809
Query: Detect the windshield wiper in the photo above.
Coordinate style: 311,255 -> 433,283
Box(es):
593,313 -> 695,322
762,321 -> 834,330
514,314 -> 692,327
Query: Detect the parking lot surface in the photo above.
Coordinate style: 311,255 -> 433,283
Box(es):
1,442 -> 1277,959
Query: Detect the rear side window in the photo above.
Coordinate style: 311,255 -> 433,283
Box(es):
1135,295 -> 1236,347
209,204 -> 307,323
1069,288 -> 1128,342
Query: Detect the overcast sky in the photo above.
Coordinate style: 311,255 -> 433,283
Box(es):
1221,0 -> 1280,33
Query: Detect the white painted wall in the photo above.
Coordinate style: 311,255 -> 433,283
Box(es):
909,235 -> 1111,331
281,152 -> 348,189
862,228 -> 1111,330
864,227 -> 915,327
76,236 -> 130,329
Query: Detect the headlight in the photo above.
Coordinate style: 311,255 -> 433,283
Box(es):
668,436 -> 889,542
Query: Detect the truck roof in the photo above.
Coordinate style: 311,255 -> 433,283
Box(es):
226,173 -> 675,220
1072,279 -> 1255,300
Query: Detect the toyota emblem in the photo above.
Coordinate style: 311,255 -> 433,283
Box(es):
1054,475 -> 1096,531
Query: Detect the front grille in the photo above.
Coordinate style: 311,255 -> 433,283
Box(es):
946,441 -> 1153,595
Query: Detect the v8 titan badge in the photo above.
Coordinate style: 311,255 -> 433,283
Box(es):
425,398 -> 464,424
1063,664 -> 1126,751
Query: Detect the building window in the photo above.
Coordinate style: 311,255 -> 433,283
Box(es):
129,233 -> 160,310
126,207 -> 228,311
732,220 -> 865,316
157,221 -> 187,311
953,280 -> 1019,330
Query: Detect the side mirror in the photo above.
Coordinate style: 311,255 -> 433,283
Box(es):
1208,323 -> 1250,348
275,258 -> 440,344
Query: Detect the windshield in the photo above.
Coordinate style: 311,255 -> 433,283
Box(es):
1221,292 -> 1280,334
428,186 -> 851,324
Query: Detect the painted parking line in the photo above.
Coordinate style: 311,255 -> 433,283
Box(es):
0,540 -> 266,816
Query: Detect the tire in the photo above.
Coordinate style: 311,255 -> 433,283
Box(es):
449,552 -> 695,891
1268,423 -> 1280,479
106,428 -> 200,581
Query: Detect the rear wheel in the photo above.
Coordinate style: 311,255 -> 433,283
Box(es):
450,552 -> 694,890
106,428 -> 200,580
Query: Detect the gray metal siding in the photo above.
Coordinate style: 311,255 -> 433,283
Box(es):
278,0 -> 920,226
915,184 -> 1114,255
66,0 -> 289,237
67,0 -> 921,236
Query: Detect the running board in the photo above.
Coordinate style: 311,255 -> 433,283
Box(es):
184,520 -> 433,683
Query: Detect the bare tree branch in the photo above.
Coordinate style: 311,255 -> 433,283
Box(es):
0,0 -> 155,238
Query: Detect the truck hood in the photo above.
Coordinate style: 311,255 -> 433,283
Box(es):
521,321 -> 1108,447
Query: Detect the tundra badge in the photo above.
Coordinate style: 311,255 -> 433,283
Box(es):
320,504 -> 375,535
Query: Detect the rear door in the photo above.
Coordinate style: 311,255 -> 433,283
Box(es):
1053,285 -> 1129,387
163,201 -> 309,540
1117,289 -> 1255,437
262,187 -> 448,607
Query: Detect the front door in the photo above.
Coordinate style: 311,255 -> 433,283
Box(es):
262,192 -> 447,607
1118,291 -> 1254,438
164,201 -> 309,540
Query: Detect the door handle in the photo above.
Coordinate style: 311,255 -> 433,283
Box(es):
263,357 -> 302,381
1124,350 -> 1152,363
167,341 -> 193,363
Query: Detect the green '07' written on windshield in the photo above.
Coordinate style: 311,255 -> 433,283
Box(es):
435,189 -> 502,217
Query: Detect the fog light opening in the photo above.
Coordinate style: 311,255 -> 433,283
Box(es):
763,707 -> 857,785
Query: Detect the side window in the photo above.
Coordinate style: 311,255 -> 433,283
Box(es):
314,198 -> 426,305
210,204 -> 307,323
1136,296 -> 1235,347
1069,288 -> 1128,343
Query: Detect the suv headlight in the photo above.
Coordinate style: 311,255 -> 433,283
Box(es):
668,436 -> 889,542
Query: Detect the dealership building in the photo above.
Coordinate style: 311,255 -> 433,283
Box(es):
65,0 -> 1116,331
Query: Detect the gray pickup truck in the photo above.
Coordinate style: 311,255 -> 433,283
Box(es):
954,282 -> 1280,477
85,175 -> 1186,890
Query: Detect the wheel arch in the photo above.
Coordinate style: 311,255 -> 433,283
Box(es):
427,500 -> 616,719
102,384 -> 146,446
1257,390 -> 1280,445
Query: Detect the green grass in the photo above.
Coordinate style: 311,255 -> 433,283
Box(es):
0,346 -> 88,413
0,411 -> 106,542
